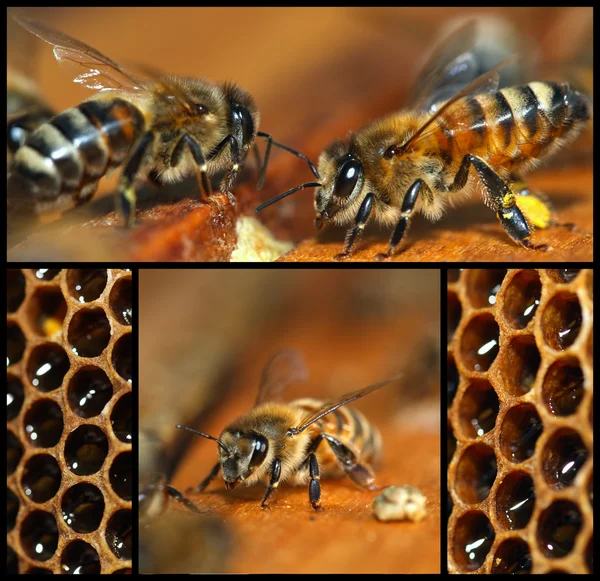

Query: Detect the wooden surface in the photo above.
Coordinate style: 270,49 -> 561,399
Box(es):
6,7 -> 592,262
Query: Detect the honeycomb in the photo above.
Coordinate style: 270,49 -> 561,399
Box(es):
447,269 -> 593,574
7,269 -> 132,574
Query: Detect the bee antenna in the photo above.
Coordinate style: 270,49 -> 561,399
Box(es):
257,131 -> 320,182
255,182 -> 322,213
176,425 -> 229,454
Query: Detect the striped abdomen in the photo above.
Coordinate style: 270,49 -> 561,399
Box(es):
10,97 -> 145,206
433,82 -> 591,172
291,398 -> 382,476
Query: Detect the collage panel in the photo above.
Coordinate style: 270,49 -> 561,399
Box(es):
6,268 -> 133,574
139,269 -> 440,573
447,269 -> 593,574
7,7 -> 592,263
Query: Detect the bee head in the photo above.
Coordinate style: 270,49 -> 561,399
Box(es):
314,139 -> 365,229
219,430 -> 269,490
222,83 -> 260,151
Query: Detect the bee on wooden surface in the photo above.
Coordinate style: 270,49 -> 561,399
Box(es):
256,21 -> 591,260
177,349 -> 399,510
8,16 -> 317,226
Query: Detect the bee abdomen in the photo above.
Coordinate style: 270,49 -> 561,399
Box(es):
10,98 -> 144,204
498,82 -> 590,156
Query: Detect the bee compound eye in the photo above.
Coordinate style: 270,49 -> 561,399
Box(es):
231,105 -> 254,146
334,157 -> 362,199
249,434 -> 268,468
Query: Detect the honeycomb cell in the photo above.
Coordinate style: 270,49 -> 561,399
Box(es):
113,568 -> 133,574
110,276 -> 132,326
110,452 -> 132,501
7,321 -> 26,367
28,286 -> 67,337
586,535 -> 593,573
542,357 -> 584,416
494,471 -> 535,530
7,429 -> 23,474
537,500 -> 582,558
32,268 -> 60,280
448,291 -> 461,341
500,404 -> 542,463
452,511 -> 495,571
584,269 -> 593,300
60,540 -> 100,574
64,425 -> 109,475
448,423 -> 456,467
8,487 -> 19,532
67,269 -> 108,303
502,269 -> 541,329
27,343 -> 70,393
448,269 -> 461,283
541,428 -> 588,490
458,379 -> 499,438
497,335 -> 540,397
541,292 -> 582,350
67,366 -> 113,418
7,373 -> 24,421
21,454 -> 62,503
546,269 -> 581,283
68,307 -> 111,357
7,269 -> 26,312
106,510 -> 132,560
61,483 -> 105,533
459,314 -> 500,372
20,510 -> 58,561
448,354 -> 458,409
23,399 -> 64,448
454,443 -> 497,504
464,269 -> 506,308
490,538 -> 532,573
112,333 -> 132,382
8,545 -> 19,574
111,392 -> 132,443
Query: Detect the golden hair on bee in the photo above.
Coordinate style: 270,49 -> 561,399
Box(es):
177,349 -> 399,510
255,19 -> 591,260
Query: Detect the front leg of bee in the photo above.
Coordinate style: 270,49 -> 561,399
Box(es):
165,485 -> 205,514
186,461 -> 221,494
171,134 -> 213,201
375,178 -> 431,260
334,193 -> 375,261
322,434 -> 377,490
452,154 -> 548,250
261,458 -> 282,509
118,132 -> 154,228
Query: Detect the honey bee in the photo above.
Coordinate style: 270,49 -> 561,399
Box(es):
177,349 -> 399,510
8,16 -> 318,226
256,20 -> 591,260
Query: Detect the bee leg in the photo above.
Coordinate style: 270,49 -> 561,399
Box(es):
252,141 -> 266,189
171,134 -> 213,200
307,453 -> 323,510
261,458 -> 282,509
186,461 -> 221,494
165,485 -> 204,514
452,154 -> 549,251
512,182 -> 577,231
118,132 -> 154,228
334,193 -> 375,261
322,434 -> 376,489
375,178 -> 430,260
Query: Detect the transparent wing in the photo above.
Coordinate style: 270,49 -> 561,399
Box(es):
288,373 -> 402,436
399,56 -> 516,154
410,20 -> 480,113
255,349 -> 309,406
14,15 -> 145,92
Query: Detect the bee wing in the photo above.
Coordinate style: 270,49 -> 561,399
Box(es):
14,15 -> 145,92
255,349 -> 309,406
398,55 -> 516,154
288,374 -> 402,436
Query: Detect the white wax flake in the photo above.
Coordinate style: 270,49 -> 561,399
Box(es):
372,485 -> 427,522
